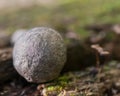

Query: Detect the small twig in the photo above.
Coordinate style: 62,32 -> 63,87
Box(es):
91,44 -> 110,73
95,51 -> 100,68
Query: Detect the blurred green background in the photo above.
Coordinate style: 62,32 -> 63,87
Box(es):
0,0 -> 120,38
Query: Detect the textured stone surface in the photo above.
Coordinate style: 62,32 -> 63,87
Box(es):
11,29 -> 26,45
13,27 -> 66,83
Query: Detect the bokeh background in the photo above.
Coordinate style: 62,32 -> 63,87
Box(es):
1,1 -> 120,96
0,0 -> 120,37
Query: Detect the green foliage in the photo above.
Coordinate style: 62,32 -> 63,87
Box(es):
47,85 -> 63,92
44,74 -> 71,95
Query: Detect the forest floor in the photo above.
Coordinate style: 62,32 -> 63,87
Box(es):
0,0 -> 120,96
0,61 -> 120,96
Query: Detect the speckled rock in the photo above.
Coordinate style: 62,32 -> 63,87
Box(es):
13,27 -> 66,83
11,29 -> 26,45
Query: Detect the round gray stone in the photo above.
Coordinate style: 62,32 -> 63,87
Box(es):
11,29 -> 26,45
13,27 -> 66,83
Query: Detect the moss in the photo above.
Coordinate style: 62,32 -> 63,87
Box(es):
64,38 -> 71,45
45,85 -> 63,95
57,74 -> 72,86
47,85 -> 63,92
58,75 -> 70,82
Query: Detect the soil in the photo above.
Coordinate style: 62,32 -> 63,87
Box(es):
0,61 -> 120,96
0,24 -> 120,96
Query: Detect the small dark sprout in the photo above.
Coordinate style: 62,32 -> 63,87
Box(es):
91,44 -> 110,73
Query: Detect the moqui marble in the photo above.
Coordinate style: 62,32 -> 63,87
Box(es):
13,27 -> 66,83
11,29 -> 26,45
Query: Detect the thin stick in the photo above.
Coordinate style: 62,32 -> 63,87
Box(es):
95,51 -> 100,68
